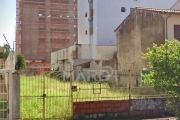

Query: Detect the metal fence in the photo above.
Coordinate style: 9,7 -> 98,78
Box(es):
0,69 -> 13,120
0,71 -> 7,119
19,68 -> 167,119
20,68 -> 72,120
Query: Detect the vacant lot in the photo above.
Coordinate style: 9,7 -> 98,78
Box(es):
20,75 -> 164,119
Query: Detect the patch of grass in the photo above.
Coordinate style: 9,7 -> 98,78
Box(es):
20,75 -> 163,119
20,75 -> 72,119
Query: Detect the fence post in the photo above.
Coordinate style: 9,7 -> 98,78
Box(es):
70,70 -> 74,118
12,71 -> 20,119
128,69 -> 132,117
8,70 -> 13,120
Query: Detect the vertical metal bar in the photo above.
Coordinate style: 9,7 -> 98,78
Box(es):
70,70 -> 73,118
43,68 -> 45,119
8,70 -> 13,120
128,69 -> 131,117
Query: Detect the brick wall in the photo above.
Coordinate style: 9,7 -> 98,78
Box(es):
73,100 -> 130,115
73,98 -> 168,119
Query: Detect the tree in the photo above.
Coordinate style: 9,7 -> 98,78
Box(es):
2,44 -> 10,60
142,39 -> 180,118
15,54 -> 26,70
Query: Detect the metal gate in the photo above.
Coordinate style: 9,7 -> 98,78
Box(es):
0,69 -> 13,120
20,68 -> 72,120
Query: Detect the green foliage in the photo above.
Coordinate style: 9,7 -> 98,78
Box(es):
2,44 -> 10,60
142,39 -> 180,118
43,67 -> 63,80
0,98 -> 7,118
15,54 -> 26,70
166,97 -> 180,119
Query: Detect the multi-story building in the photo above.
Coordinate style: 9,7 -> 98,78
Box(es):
78,0 -> 178,46
16,0 -> 77,62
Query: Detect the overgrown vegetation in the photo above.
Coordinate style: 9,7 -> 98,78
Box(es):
142,39 -> 180,119
20,73 -> 163,119
15,54 -> 26,70
2,44 -> 10,61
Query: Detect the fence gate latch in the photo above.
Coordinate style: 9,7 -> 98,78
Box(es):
93,83 -> 102,94
42,94 -> 46,97
72,86 -> 77,92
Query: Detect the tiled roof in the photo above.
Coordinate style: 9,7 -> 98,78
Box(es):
115,7 -> 180,31
136,7 -> 180,14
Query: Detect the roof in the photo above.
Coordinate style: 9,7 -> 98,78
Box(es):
136,7 -> 180,14
114,7 -> 180,32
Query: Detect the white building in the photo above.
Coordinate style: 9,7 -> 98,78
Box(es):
51,0 -> 178,74
78,0 -> 178,46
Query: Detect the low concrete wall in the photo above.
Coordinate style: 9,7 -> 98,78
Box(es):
131,98 -> 166,111
130,98 -> 167,117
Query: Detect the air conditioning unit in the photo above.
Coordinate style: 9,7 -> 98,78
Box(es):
88,0 -> 93,3
88,17 -> 93,21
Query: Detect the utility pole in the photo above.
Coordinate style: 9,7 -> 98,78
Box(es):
13,41 -> 16,52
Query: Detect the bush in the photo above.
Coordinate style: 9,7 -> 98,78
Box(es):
142,39 -> 180,118
15,54 -> 26,70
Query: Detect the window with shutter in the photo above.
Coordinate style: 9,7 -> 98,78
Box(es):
174,25 -> 180,40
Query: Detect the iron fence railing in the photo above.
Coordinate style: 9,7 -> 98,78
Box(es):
18,68 -> 168,119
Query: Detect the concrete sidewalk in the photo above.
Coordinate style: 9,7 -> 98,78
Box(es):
143,117 -> 176,120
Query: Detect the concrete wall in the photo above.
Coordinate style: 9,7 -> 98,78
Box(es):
78,0 -> 177,46
51,45 -> 116,72
167,14 -> 180,41
171,0 -> 180,10
5,52 -> 15,70
116,9 -> 166,71
131,98 -> 166,111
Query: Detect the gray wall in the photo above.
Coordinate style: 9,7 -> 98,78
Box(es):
116,9 -> 167,86
131,98 -> 166,111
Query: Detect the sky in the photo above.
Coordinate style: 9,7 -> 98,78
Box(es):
0,0 -> 16,48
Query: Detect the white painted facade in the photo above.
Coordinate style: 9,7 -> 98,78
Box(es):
167,14 -> 180,41
78,0 -> 178,46
51,45 -> 116,72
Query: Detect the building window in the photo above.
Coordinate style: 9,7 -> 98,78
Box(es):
85,12 -> 87,17
85,30 -> 87,35
174,25 -> 180,40
121,7 -> 126,12
130,8 -> 134,13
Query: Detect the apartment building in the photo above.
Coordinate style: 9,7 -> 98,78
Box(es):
16,0 -> 77,62
78,0 -> 178,46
